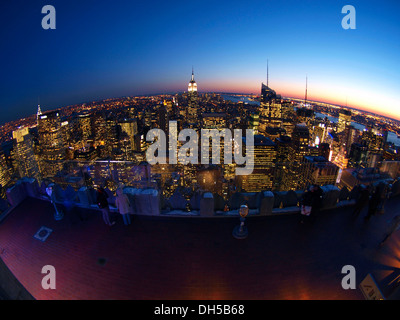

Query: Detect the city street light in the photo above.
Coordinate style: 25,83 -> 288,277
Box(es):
233,204 -> 249,239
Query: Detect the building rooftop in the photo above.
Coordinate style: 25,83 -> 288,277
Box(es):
242,135 -> 275,147
1,194 -> 400,300
304,155 -> 329,163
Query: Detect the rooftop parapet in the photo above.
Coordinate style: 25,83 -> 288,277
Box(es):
3,175 -> 399,221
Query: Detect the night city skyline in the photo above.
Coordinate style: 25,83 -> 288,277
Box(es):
0,0 -> 399,125
2,0 -> 400,304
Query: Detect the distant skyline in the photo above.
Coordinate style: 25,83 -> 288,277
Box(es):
0,0 -> 399,125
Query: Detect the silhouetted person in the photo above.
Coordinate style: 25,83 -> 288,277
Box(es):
115,188 -> 132,225
365,186 -> 381,221
310,184 -> 323,223
97,187 -> 115,226
352,185 -> 370,219
300,187 -> 313,224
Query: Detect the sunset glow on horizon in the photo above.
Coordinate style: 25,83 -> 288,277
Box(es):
198,78 -> 400,121
0,0 -> 399,124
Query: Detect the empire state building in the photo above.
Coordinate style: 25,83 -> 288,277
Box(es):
187,69 -> 198,125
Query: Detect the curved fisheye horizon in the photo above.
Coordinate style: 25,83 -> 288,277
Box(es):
5,80 -> 399,126
1,0 -> 400,305
0,0 -> 399,124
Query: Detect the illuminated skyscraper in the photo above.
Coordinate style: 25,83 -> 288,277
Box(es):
302,156 -> 339,187
119,118 -> 139,160
248,112 -> 259,134
78,112 -> 92,145
337,109 -> 352,133
344,125 -> 359,155
258,83 -> 282,134
37,104 -> 42,122
93,112 -> 107,147
281,100 -> 296,137
273,135 -> 291,191
296,107 -> 315,130
12,127 -> 41,182
197,166 -> 222,195
157,104 -> 169,133
238,135 -> 276,192
291,124 -> 310,160
119,118 -> 138,149
202,113 -> 226,129
318,143 -> 331,160
258,62 -> 282,133
361,127 -> 385,154
164,99 -> 174,115
360,126 -> 387,167
37,110 -> 65,177
187,68 -> 198,125
201,113 -> 233,180
105,118 -> 119,158
286,123 -> 310,190
348,143 -> 367,167
0,150 -> 11,190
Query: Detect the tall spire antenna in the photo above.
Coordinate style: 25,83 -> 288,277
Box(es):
305,75 -> 308,107
191,66 -> 194,81
37,97 -> 42,117
267,59 -> 269,87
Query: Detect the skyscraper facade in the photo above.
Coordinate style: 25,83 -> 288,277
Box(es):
37,110 -> 65,177
286,123 -> 310,190
337,109 -> 352,133
274,135 -> 291,191
258,83 -> 282,134
238,134 -> 276,192
0,150 -> 11,190
302,155 -> 339,186
12,127 -> 41,182
187,69 -> 198,126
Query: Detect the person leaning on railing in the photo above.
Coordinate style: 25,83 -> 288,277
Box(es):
97,187 -> 115,227
115,188 -> 132,226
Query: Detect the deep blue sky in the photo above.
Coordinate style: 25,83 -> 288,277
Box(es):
0,0 -> 399,125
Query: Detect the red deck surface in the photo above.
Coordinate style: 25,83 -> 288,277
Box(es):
1,196 -> 400,300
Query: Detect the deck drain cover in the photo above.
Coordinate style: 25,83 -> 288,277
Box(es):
34,226 -> 53,242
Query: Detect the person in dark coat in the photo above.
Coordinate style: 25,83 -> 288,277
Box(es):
115,188 -> 132,225
352,185 -> 370,218
364,186 -> 381,221
300,187 -> 313,224
97,187 -> 115,226
310,184 -> 323,223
